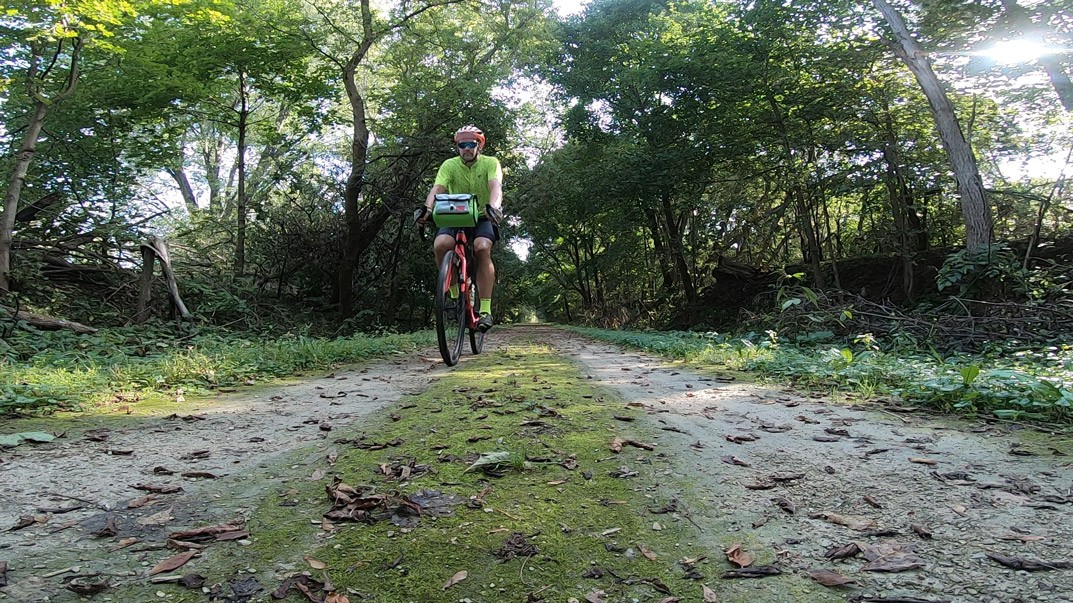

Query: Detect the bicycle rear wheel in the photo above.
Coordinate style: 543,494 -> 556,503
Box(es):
435,250 -> 466,366
468,275 -> 485,355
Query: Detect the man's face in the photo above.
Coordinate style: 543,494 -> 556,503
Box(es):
457,141 -> 479,162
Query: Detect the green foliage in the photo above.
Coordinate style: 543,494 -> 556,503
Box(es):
0,326 -> 435,415
569,326 -> 1073,425
937,243 -> 1027,297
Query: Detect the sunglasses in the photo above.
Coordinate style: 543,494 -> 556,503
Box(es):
457,142 -> 478,149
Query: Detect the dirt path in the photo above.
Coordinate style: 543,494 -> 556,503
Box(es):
2,325 -> 1072,602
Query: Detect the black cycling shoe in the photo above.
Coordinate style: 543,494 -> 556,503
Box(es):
477,313 -> 494,332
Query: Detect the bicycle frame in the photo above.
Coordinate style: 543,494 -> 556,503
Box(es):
450,230 -> 480,330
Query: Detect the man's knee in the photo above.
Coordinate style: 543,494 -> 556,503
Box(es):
473,238 -> 494,254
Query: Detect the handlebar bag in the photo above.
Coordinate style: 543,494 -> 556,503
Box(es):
432,194 -> 479,228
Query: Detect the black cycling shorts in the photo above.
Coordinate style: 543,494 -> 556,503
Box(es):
437,218 -> 498,243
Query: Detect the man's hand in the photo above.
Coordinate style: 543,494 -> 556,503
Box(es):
485,204 -> 503,226
414,206 -> 432,226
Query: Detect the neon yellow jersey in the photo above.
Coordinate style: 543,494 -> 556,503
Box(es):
434,155 -> 502,210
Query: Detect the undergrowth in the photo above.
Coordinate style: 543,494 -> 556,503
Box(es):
569,327 -> 1073,426
0,325 -> 435,416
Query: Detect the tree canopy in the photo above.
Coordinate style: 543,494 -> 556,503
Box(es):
0,0 -> 1068,330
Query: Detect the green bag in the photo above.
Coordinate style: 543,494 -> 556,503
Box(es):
432,194 -> 479,228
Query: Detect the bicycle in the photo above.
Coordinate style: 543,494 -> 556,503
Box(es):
416,194 -> 486,366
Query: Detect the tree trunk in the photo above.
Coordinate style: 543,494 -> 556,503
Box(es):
1,38 -> 83,296
660,193 -> 697,304
337,0 -> 377,320
873,0 -> 993,252
0,102 -> 48,295
135,245 -> 156,324
234,70 -> 249,278
165,166 -> 199,215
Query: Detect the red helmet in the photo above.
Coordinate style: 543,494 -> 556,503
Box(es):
454,125 -> 485,149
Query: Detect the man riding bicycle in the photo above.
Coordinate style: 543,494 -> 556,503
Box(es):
419,125 -> 503,332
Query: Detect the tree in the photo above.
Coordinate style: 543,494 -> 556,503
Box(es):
873,0 -> 994,252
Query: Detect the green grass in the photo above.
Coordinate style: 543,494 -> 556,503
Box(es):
568,327 -> 1073,426
0,327 -> 436,416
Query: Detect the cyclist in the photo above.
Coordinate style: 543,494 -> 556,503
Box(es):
419,125 -> 503,332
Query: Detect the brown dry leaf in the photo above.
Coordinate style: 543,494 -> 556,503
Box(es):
638,544 -> 658,561
656,598 -> 680,603
304,556 -> 327,570
720,455 -> 750,467
858,542 -> 925,572
908,457 -> 937,465
147,550 -> 196,576
169,523 -> 244,541
127,494 -> 159,509
309,469 -> 326,481
702,584 -> 718,602
108,537 -> 140,552
442,570 -> 468,590
951,504 -> 968,516
546,479 -> 568,486
324,593 -> 350,603
584,590 -> 607,603
137,506 -> 174,527
809,511 -> 878,531
724,543 -> 754,568
999,533 -> 1045,542
808,568 -> 855,587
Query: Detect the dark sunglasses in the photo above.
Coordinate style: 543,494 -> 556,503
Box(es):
457,141 -> 478,149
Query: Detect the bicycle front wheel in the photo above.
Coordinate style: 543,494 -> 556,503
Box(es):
435,250 -> 466,366
469,275 -> 485,355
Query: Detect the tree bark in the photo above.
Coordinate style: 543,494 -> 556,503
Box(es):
873,0 -> 993,252
142,236 -> 193,321
0,38 -> 83,296
165,166 -> 199,214
135,245 -> 156,324
234,70 -> 249,278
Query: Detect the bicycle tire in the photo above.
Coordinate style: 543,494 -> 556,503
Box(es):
469,275 -> 485,355
435,250 -> 466,366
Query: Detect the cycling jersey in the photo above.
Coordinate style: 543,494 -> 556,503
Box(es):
433,155 -> 502,210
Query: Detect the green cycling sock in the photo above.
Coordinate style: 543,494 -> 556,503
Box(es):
450,284 -> 459,299
479,298 -> 492,315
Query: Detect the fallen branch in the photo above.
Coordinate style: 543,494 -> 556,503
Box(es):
0,304 -> 96,334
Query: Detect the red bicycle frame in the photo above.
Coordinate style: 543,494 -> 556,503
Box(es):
449,230 -> 480,330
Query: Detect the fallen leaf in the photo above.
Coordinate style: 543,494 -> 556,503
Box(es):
325,593 -> 350,603
584,590 -> 606,603
137,507 -> 174,526
824,543 -> 861,560
724,543 -> 754,568
908,457 -> 937,465
127,494 -> 159,509
809,512 -> 878,531
702,584 -> 718,602
148,550 -> 196,576
305,556 -> 327,570
772,497 -> 796,515
442,570 -> 468,590
108,537 -> 140,552
656,598 -> 680,603
910,524 -> 933,539
808,568 -> 854,586
0,561 -> 7,587
722,565 -> 781,578
986,552 -> 1073,571
858,542 -> 925,572
638,544 -> 658,561
720,455 -> 750,467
